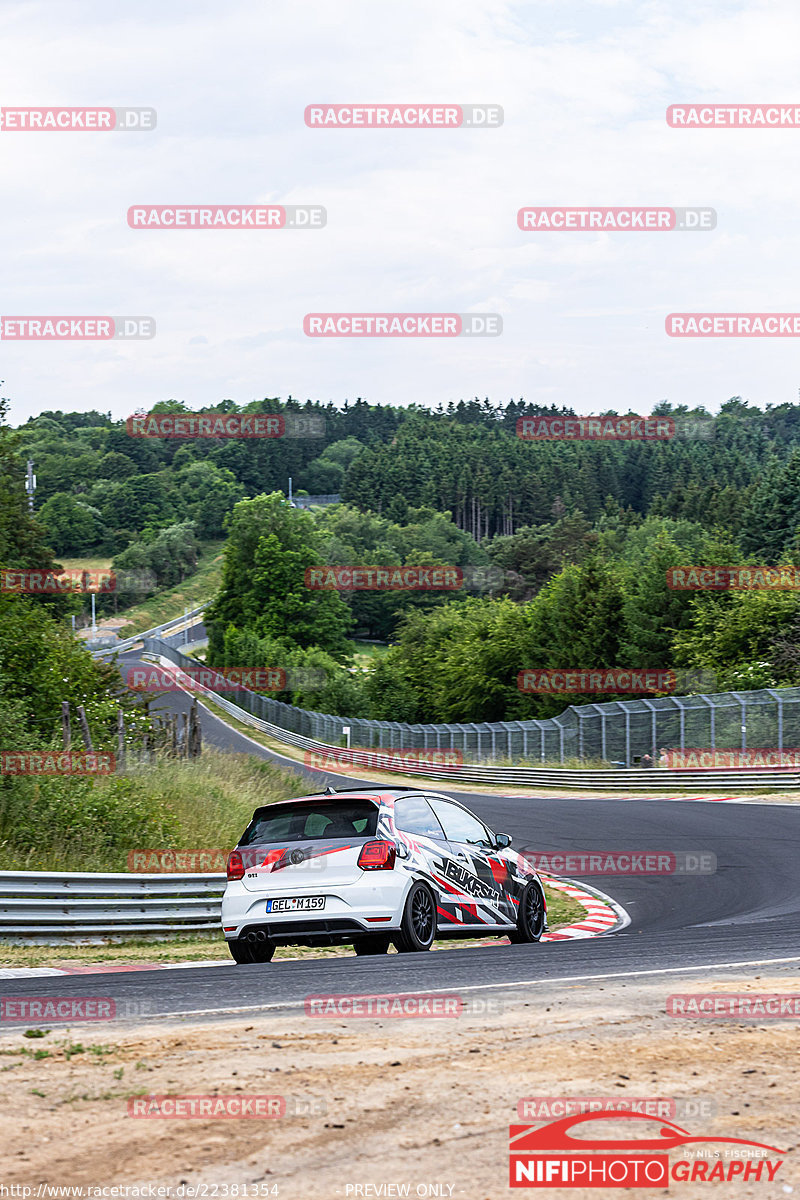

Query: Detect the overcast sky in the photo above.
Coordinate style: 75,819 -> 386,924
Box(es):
2,0 -> 800,426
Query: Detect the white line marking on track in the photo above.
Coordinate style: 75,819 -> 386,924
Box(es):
101,955 -> 800,1022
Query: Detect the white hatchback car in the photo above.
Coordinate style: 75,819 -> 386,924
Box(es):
222,785 -> 547,963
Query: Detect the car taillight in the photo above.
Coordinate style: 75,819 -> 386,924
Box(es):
357,840 -> 396,870
227,850 -> 245,881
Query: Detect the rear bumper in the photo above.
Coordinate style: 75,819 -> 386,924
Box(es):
221,876 -> 408,942
234,917 -> 390,946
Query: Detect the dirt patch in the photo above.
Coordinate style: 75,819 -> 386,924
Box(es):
0,972 -> 796,1198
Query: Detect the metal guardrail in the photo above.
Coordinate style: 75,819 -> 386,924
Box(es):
141,648 -> 800,789
0,871 -> 225,935
90,606 -> 206,658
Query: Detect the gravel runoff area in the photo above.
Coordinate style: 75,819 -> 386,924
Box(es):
0,968 -> 796,1199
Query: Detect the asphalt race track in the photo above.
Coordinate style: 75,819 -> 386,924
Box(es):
3,647 -> 797,1022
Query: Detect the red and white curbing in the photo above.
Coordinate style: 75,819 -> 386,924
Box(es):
539,873 -> 629,941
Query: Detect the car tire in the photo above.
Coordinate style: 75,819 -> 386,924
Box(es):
354,937 -> 391,956
393,882 -> 437,953
227,935 -> 276,964
508,881 -> 546,943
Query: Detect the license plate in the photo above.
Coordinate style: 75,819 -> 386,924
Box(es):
266,896 -> 325,913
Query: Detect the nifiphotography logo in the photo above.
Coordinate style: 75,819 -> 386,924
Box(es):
508,1110 -> 786,1187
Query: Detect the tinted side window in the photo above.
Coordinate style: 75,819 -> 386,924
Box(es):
428,799 -> 492,846
394,796 -> 447,840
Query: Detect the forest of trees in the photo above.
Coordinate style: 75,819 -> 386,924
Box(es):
9,392 -> 800,723
0,399 -> 171,859
17,394 -> 800,561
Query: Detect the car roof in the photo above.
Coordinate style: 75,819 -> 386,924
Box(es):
257,786 -> 417,807
246,785 -> 462,812
295,786 -> 467,803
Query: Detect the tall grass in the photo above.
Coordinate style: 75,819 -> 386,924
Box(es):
0,750 -> 298,872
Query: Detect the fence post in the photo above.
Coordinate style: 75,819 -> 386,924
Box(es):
61,702 -> 71,751
76,705 -> 93,752
778,694 -> 783,751
625,709 -> 631,767
189,701 -> 202,757
117,709 -> 125,770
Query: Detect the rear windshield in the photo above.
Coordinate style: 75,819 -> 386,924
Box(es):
239,800 -> 379,845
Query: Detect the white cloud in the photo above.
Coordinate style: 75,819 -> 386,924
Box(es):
2,0 -> 800,423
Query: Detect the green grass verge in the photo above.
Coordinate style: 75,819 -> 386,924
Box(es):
103,540 -> 225,635
57,556 -> 113,573
0,749 -> 298,873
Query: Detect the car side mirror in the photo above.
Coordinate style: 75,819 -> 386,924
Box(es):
495,832 -> 512,848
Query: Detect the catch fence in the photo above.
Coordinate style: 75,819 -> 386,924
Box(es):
140,640 -> 800,767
